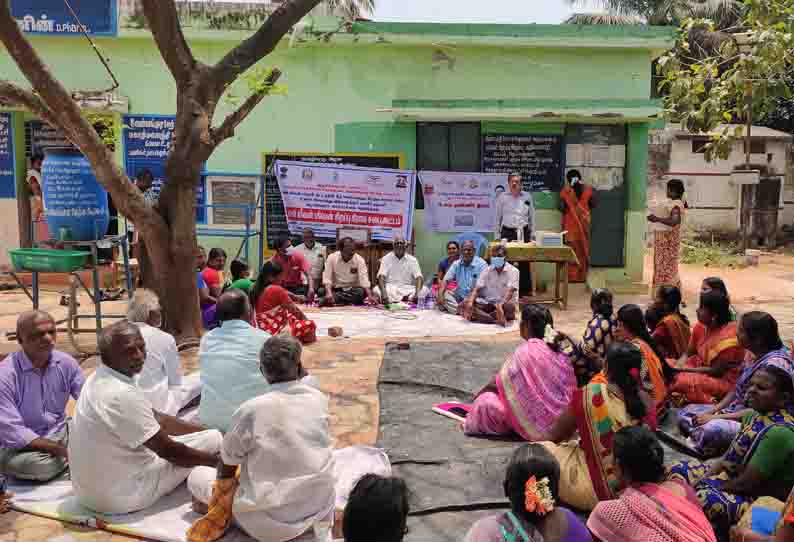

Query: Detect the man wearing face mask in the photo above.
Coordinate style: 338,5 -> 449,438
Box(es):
463,243 -> 519,327
127,289 -> 202,416
271,236 -> 314,304
494,173 -> 534,294
559,169 -> 596,283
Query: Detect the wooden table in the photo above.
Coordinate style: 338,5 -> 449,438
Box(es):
488,242 -> 579,310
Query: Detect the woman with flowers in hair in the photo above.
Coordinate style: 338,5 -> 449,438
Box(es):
539,342 -> 657,511
463,443 -> 590,542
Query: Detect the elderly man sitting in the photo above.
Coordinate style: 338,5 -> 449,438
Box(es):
69,321 -> 221,514
0,311 -> 84,482
127,289 -> 202,415
435,240 -> 488,316
462,242 -> 519,326
373,236 -> 427,306
187,336 -> 335,542
321,237 -> 376,307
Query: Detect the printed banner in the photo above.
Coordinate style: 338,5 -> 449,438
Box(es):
0,113 -> 15,199
274,160 -> 415,241
11,0 -> 117,36
418,171 -> 505,233
122,114 -> 206,223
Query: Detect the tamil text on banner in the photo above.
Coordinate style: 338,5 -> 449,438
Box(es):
11,0 -> 117,36
122,114 -> 206,223
0,113 -> 15,199
274,160 -> 415,241
418,171 -> 505,233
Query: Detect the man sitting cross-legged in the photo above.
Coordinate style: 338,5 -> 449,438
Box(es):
373,235 -> 427,306
187,336 -> 335,542
69,321 -> 222,514
0,311 -> 84,482
463,242 -> 519,327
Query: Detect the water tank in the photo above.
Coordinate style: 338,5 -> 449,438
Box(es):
42,148 -> 109,242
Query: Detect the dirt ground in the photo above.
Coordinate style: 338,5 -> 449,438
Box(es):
3,252 -> 794,541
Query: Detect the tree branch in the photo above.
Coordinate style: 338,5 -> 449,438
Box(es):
139,0 -> 199,86
0,80 -> 60,129
210,68 -> 282,147
209,0 -> 323,92
0,0 -> 165,238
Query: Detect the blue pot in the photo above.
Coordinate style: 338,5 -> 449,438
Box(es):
42,148 -> 109,242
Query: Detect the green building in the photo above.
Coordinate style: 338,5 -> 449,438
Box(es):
0,15 -> 674,290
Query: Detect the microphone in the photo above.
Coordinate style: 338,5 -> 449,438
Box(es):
524,200 -> 532,206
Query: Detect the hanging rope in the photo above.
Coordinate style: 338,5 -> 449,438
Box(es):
62,0 -> 120,93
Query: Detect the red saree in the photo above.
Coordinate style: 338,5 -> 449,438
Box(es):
561,184 -> 593,283
254,285 -> 317,344
652,314 -> 692,360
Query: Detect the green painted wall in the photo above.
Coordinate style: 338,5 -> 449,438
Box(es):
0,33 -> 654,284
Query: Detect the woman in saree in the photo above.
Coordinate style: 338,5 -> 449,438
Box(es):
250,260 -> 317,344
463,444 -> 591,542
668,366 -> 794,539
577,289 -> 618,385
539,342 -> 656,511
588,426 -> 716,542
648,179 -> 686,291
615,304 -> 676,417
702,277 -> 738,322
560,169 -> 595,283
195,247 -> 219,329
671,290 -> 746,405
679,312 -> 794,457
651,285 -> 692,360
464,304 -> 577,441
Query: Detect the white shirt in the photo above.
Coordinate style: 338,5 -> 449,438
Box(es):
475,263 -> 520,304
293,242 -> 327,283
495,191 -> 535,235
222,380 -> 335,542
322,252 -> 371,289
69,364 -> 162,514
377,252 -> 423,288
135,323 -> 182,413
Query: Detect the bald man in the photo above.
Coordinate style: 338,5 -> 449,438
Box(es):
0,311 -> 84,482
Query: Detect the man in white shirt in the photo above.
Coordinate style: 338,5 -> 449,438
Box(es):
463,243 -> 519,327
494,172 -> 534,294
321,237 -> 376,307
126,289 -> 201,415
373,236 -> 427,305
69,321 -> 221,514
187,336 -> 335,542
293,228 -> 327,290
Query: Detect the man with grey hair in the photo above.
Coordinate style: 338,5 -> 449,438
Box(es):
187,336 -> 335,541
463,242 -> 519,326
373,235 -> 426,306
69,321 -> 221,514
494,172 -> 533,294
436,240 -> 487,315
127,289 -> 201,415
0,311 -> 83,482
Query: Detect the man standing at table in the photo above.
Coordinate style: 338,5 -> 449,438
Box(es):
494,173 -> 534,295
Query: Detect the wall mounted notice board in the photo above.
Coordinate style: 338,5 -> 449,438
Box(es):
481,134 -> 564,193
263,152 -> 402,249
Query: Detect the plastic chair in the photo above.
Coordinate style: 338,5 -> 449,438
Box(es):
452,232 -> 489,257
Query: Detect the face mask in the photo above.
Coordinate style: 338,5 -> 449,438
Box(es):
491,256 -> 505,269
571,177 -> 581,185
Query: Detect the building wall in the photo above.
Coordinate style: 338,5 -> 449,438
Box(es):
0,33 -> 656,281
649,133 -> 791,234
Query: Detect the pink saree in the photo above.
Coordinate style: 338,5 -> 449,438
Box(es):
464,339 -> 576,441
588,483 -> 716,542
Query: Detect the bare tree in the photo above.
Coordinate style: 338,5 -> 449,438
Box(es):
0,0 -> 325,339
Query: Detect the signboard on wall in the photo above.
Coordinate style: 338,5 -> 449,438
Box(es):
263,152 -> 402,249
481,134 -> 564,192
0,113 -> 15,199
274,160 -> 415,242
122,114 -> 206,223
11,0 -> 117,36
207,175 -> 259,226
26,121 -> 74,155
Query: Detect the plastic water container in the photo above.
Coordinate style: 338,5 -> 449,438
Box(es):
42,148 -> 110,241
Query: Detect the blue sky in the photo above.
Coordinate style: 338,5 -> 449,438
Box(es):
373,0 -> 601,24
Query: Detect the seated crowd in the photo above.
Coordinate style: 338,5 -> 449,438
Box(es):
5,250 -> 794,542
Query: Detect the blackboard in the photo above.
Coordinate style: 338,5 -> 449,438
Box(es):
263,152 -> 401,249
481,134 -> 564,192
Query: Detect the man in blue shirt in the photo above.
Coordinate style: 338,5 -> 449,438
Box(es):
435,240 -> 487,316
